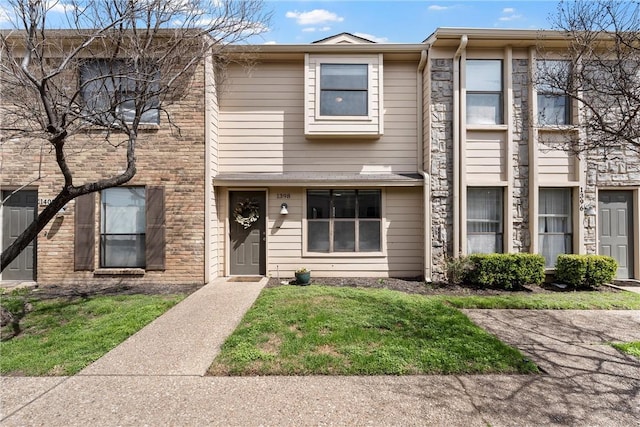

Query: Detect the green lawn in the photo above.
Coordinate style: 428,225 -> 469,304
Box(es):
208,286 -> 538,376
434,291 -> 640,310
0,294 -> 184,376
612,341 -> 640,359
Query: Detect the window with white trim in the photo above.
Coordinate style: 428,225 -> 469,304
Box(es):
320,64 -> 368,116
466,60 -> 503,125
467,187 -> 503,254
307,189 -> 381,252
536,60 -> 571,126
100,187 -> 146,268
539,188 -> 572,267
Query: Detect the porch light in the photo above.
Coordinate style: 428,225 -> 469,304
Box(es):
280,203 -> 289,215
584,204 -> 596,216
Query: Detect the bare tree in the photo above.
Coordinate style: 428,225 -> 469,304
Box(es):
536,0 -> 640,153
0,0 -> 269,271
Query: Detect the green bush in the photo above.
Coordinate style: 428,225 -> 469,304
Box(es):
465,253 -> 545,290
555,254 -> 618,289
445,255 -> 474,285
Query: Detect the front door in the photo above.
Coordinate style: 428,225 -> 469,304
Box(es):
229,191 -> 266,275
598,191 -> 634,279
2,190 -> 37,281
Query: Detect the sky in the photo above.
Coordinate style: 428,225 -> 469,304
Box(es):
256,1 -> 563,44
0,1 -> 563,44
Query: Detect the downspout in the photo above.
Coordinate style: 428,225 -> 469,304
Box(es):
453,35 -> 468,257
417,49 -> 432,282
203,49 -> 213,283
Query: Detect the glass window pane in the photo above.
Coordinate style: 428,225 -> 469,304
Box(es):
102,187 -> 146,233
320,90 -> 367,116
539,234 -> 572,268
308,190 -> 331,219
539,188 -> 571,217
102,235 -> 145,268
538,94 -> 568,125
467,60 -> 502,91
358,190 -> 381,218
321,64 -> 367,89
468,234 -> 503,255
536,60 -> 570,94
466,93 -> 502,125
308,221 -> 330,252
467,187 -> 503,254
334,221 -> 355,252
359,221 -> 381,251
333,190 -> 356,218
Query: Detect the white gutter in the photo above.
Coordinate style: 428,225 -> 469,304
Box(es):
417,49 -> 432,282
203,50 -> 213,283
453,35 -> 468,257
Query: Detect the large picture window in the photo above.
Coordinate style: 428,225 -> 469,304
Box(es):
536,60 -> 571,126
101,187 -> 146,268
307,189 -> 381,253
466,60 -> 503,125
539,188 -> 572,267
467,187 -> 503,254
80,59 -> 160,125
320,64 -> 368,116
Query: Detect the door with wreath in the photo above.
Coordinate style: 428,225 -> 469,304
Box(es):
229,191 -> 266,275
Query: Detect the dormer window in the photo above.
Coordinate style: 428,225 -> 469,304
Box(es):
320,64 -> 368,116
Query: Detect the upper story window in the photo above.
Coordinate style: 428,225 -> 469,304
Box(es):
466,60 -> 503,125
307,189 -> 381,253
80,59 -> 160,125
319,64 -> 368,116
536,60 -> 571,126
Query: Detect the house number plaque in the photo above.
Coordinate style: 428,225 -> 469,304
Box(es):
276,193 -> 290,199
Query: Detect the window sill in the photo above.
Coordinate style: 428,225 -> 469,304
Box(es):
94,268 -> 146,276
302,251 -> 386,258
536,125 -> 577,132
85,124 -> 160,133
466,124 -> 508,131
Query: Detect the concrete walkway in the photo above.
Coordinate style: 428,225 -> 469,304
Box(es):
1,281 -> 640,426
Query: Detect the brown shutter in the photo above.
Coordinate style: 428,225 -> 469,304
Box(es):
146,186 -> 165,271
74,192 -> 95,271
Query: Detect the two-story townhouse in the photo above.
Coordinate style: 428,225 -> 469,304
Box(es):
3,29 -> 638,287
210,33 -> 431,280
1,33 -> 209,286
424,28 -> 639,281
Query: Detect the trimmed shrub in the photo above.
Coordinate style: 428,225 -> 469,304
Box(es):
465,253 -> 546,290
445,255 -> 474,285
555,254 -> 618,289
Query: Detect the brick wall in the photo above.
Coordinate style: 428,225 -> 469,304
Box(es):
1,63 -> 207,286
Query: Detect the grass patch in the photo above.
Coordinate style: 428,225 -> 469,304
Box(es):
208,286 -> 537,376
612,341 -> 640,359
435,291 -> 640,310
0,294 -> 184,376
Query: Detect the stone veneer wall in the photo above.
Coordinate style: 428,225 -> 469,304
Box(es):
1,64 -> 207,286
511,58 -> 531,253
429,58 -> 454,282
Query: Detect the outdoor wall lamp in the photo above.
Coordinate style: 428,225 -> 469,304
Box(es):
280,203 -> 289,215
584,204 -> 596,216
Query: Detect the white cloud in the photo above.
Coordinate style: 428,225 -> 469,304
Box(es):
302,27 -> 316,32
285,9 -> 344,26
428,5 -> 449,12
499,7 -> 522,22
264,41 -> 277,45
319,26 -> 331,32
353,32 -> 389,43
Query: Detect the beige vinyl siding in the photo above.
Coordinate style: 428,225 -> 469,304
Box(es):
465,131 -> 506,182
538,135 -> 577,182
264,187 -> 423,278
218,61 -> 418,174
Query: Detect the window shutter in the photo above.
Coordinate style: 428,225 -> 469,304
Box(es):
74,193 -> 95,271
146,186 -> 165,271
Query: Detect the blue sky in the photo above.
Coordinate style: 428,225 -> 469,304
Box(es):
0,1 -> 562,44
257,1 -> 562,44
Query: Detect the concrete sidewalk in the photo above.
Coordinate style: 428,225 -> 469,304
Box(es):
2,281 -> 640,426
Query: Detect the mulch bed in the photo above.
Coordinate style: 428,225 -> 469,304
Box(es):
266,277 -> 621,296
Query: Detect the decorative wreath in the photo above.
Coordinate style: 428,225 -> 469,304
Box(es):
233,198 -> 260,229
